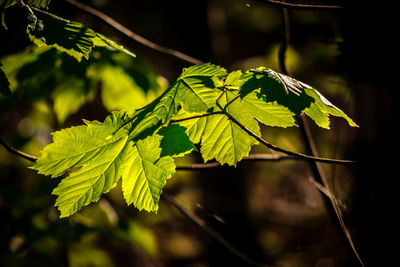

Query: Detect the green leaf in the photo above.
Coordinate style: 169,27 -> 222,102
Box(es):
199,91 -> 267,166
157,124 -> 196,158
176,63 -> 227,112
1,45 -> 159,122
27,7 -> 135,61
93,33 -> 135,58
33,112 -> 133,217
33,112 -> 130,177
174,87 -> 295,166
52,77 -> 96,123
239,67 -> 358,129
33,111 -> 176,216
174,111 -> 208,144
99,65 -> 148,114
239,89 -> 296,128
31,63 -> 359,217
129,63 -> 226,141
175,90 -> 291,166
121,135 -> 175,212
240,68 -> 314,114
303,88 -> 358,128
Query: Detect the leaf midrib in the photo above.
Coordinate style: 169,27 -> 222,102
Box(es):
55,139 -> 129,213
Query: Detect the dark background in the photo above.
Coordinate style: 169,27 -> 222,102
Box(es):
0,0 -> 395,266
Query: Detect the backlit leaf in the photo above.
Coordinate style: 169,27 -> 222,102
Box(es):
31,63 -> 358,217
239,67 -> 358,129
121,135 -> 175,212
33,111 -> 133,217
128,63 -> 227,141
27,7 -> 135,61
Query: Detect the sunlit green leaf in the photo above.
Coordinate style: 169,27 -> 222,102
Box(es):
32,111 -> 132,217
128,63 -> 226,141
31,63 -> 358,217
196,91 -> 261,166
121,135 -> 175,212
175,88 -> 295,166
239,67 -> 358,129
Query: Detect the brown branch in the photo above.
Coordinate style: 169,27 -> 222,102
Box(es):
277,8 -> 364,267
64,0 -> 203,65
0,137 -> 38,162
223,112 -> 355,165
170,106 -> 354,165
254,0 -> 346,10
176,154 -> 298,170
161,193 -> 272,267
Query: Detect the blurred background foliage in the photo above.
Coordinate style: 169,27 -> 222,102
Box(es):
0,0 -> 393,266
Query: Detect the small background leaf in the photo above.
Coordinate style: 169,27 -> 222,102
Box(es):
27,7 -> 135,61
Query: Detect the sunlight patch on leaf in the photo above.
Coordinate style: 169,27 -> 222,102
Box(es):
121,135 -> 175,212
129,63 -> 226,141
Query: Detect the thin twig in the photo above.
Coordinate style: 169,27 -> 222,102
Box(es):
223,112 -> 355,165
176,154 -> 298,170
278,8 -> 290,75
0,137 -> 38,162
169,111 -> 223,125
308,176 -> 347,210
161,193 -> 272,267
64,0 -> 204,65
254,0 -> 346,10
277,8 -> 364,267
169,105 -> 355,165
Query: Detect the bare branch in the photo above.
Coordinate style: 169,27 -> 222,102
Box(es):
64,0 -> 203,65
0,137 -> 38,162
161,193 -> 272,267
254,0 -> 346,10
277,8 -> 364,267
223,112 -> 356,165
176,154 -> 298,170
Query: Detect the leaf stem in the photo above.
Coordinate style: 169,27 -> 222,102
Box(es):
277,7 -> 364,266
224,94 -> 241,110
223,111 -> 356,165
176,153 -> 298,170
254,0 -> 346,10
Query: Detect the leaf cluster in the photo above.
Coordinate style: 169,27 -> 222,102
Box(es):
0,45 -> 164,121
32,63 -> 357,217
0,0 -> 136,109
